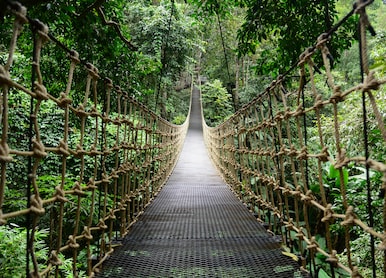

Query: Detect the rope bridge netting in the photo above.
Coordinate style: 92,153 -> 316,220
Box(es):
203,1 -> 385,277
0,1 -> 188,277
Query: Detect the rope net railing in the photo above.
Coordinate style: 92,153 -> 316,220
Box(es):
203,1 -> 385,277
0,2 -> 188,277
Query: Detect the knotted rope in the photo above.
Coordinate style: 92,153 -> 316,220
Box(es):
202,0 -> 385,276
0,2 -> 189,276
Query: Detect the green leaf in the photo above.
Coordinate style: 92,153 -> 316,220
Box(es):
318,268 -> 331,278
328,164 -> 349,187
335,168 -> 349,187
310,183 -> 320,194
328,164 -> 339,179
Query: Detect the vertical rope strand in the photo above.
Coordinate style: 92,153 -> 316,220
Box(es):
26,21 -> 37,278
357,4 -> 376,276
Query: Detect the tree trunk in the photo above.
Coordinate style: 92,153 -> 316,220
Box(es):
233,56 -> 240,111
161,88 -> 167,119
240,56 -> 245,88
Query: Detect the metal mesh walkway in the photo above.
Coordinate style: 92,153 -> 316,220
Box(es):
95,89 -> 308,277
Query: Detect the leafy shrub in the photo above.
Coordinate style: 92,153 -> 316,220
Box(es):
172,115 -> 187,125
338,234 -> 384,277
201,79 -> 233,126
0,226 -> 48,277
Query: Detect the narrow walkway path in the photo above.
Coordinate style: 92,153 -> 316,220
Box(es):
96,89 -> 307,278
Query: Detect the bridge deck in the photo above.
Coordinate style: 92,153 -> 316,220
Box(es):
95,89 -> 307,277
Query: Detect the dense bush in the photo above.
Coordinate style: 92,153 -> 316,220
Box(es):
201,79 -> 233,126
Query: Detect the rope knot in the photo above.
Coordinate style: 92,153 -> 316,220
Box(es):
274,111 -> 285,122
298,47 -> 315,66
105,78 -> 113,88
293,104 -> 304,116
288,145 -> 297,157
284,107 -> 292,120
75,104 -> 88,118
0,141 -> 13,162
119,202 -> 127,211
295,228 -> 305,240
316,33 -> 330,48
301,190 -> 314,205
108,209 -> 116,220
354,0 -> 373,14
273,208 -> 281,218
307,236 -> 319,252
297,146 -> 308,160
33,82 -> 49,100
267,80 -> 278,91
54,186 -> 68,203
75,144 -> 86,157
330,86 -> 344,103
317,146 -> 330,162
115,85 -> 122,94
49,250 -> 62,266
67,235 -> 80,249
69,50 -> 80,64
277,145 -> 286,156
285,218 -> 294,230
32,139 -> 47,158
57,139 -> 70,156
82,226 -> 93,240
362,71 -> 380,92
103,146 -> 112,155
254,195 -> 262,205
87,178 -> 97,190
30,194 -> 45,215
313,94 -> 324,109
111,169 -> 119,179
341,206 -> 356,226
291,186 -> 302,198
57,92 -> 72,108
90,106 -> 99,117
86,63 -> 100,79
283,184 -> 291,195
326,250 -> 338,267
273,184 -> 281,192
89,144 -> 99,156
102,112 -> 111,123
98,219 -> 108,230
335,149 -> 348,169
102,173 -> 110,184
113,116 -> 122,126
322,204 -> 334,223
72,181 -> 86,196
12,3 -> 28,25
33,19 -> 50,43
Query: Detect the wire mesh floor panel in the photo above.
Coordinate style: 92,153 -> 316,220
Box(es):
95,183 -> 307,278
95,89 -> 307,277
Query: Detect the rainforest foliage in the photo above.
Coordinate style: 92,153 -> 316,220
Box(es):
1,0 -> 386,276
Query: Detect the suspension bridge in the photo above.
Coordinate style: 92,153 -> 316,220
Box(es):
0,1 -> 385,277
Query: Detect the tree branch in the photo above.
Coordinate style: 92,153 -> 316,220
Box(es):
78,0 -> 107,18
19,0 -> 50,7
96,7 -> 137,51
